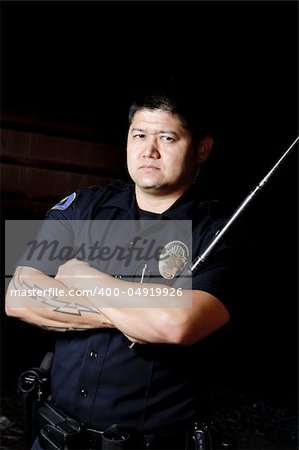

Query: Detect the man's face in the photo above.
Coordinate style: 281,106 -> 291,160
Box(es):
127,109 -> 197,195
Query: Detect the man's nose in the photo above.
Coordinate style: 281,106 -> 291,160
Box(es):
142,138 -> 160,158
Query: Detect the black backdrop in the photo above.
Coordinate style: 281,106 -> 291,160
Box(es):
1,0 -> 298,410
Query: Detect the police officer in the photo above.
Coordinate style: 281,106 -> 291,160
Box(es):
6,83 -> 237,450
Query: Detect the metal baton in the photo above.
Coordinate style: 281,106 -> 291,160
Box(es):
191,136 -> 299,274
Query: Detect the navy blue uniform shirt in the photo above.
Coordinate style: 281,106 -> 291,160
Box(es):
18,180 -> 237,433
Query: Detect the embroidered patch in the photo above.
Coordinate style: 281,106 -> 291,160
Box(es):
51,192 -> 77,211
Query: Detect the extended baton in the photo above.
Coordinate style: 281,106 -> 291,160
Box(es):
191,136 -> 299,274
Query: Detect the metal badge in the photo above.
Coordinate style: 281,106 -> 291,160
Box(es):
158,241 -> 189,279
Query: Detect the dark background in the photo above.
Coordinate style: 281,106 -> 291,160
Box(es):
1,1 -> 298,448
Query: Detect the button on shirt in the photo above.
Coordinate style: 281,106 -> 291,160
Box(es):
18,180 -> 236,433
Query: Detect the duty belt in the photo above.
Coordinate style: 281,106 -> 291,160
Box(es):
36,400 -> 235,449
37,401 -> 193,449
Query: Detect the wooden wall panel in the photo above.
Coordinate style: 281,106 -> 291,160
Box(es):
2,164 -> 114,200
1,127 -> 125,218
1,129 -> 124,175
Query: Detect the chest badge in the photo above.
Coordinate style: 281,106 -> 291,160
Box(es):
158,241 -> 189,279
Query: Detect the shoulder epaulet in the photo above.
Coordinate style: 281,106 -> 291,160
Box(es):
76,180 -> 131,196
105,179 -> 132,192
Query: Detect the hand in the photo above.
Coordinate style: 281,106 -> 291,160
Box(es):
55,259 -> 91,288
124,334 -> 147,345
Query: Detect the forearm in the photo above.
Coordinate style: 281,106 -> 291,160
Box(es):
5,266 -> 114,332
58,261 -> 229,345
98,283 -> 227,345
58,263 -> 193,343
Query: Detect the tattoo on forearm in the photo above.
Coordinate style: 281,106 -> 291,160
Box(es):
40,323 -> 113,331
40,325 -> 89,332
13,267 -> 102,316
24,317 -> 87,332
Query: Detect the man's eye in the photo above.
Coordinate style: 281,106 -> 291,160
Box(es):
161,136 -> 174,141
133,134 -> 145,139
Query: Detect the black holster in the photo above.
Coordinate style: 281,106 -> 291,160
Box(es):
37,401 -> 82,449
18,352 -> 54,449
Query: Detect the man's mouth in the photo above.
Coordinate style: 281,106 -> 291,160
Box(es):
139,165 -> 160,171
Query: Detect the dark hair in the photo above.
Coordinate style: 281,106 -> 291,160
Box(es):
128,79 -> 213,145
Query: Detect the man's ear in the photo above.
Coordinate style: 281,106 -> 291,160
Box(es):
196,136 -> 213,164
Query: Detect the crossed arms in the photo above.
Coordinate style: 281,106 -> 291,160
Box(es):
5,259 -> 230,345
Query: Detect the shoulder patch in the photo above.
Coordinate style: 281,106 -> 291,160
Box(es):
51,192 -> 77,211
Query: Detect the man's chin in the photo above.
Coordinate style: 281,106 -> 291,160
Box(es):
140,185 -> 161,192
138,183 -> 169,193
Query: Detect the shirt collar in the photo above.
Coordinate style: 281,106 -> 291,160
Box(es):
101,183 -> 201,220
